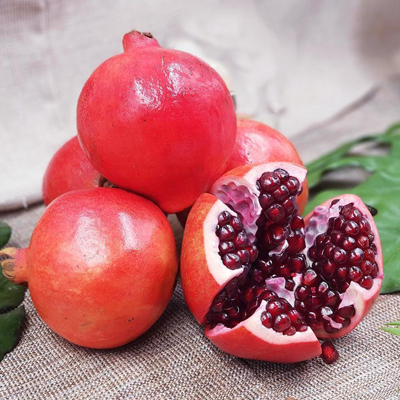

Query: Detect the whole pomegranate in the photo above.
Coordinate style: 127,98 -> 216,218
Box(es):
177,118 -> 308,226
77,30 -> 236,214
181,162 -> 383,363
0,188 -> 178,348
42,136 -> 101,206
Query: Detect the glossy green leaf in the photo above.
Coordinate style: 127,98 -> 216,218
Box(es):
381,322 -> 400,337
0,273 -> 26,312
0,306 -> 25,361
305,123 -> 400,293
0,222 -> 11,248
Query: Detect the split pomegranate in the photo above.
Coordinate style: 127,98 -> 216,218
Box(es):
176,118 -> 308,226
0,188 -> 178,349
77,30 -> 236,214
181,162 -> 383,363
42,136 -> 101,205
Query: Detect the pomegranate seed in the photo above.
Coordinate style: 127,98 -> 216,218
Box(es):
348,266 -> 362,282
325,290 -> 340,307
285,278 -> 295,291
219,225 -> 235,241
225,306 -> 240,318
323,322 -> 339,333
344,220 -> 359,237
358,218 -> 371,234
322,260 -> 336,279
291,214 -> 305,230
306,311 -> 319,325
246,298 -> 260,316
360,260 -> 373,275
223,253 -> 241,270
317,281 -> 329,295
320,306 -> 333,317
330,231 -> 344,245
208,312 -> 229,324
287,234 -> 305,253
332,247 -> 347,264
323,243 -> 335,259
285,176 -> 300,195
290,255 -> 306,273
283,326 -> 297,336
266,299 -> 286,317
270,225 -> 288,244
236,249 -> 250,263
337,305 -> 355,318
298,324 -> 308,332
273,185 -> 290,202
259,193 -> 274,209
371,263 -> 379,278
265,204 -> 285,222
316,234 -> 325,247
248,245 -> 259,262
219,241 -> 235,255
295,285 -> 310,301
295,300 -> 307,313
305,296 -> 322,310
274,314 -> 291,332
302,269 -> 320,286
333,217 -> 345,230
261,311 -> 273,328
349,248 -> 364,265
364,249 -> 375,262
356,235 -> 369,249
342,236 -> 356,251
234,231 -> 250,249
210,301 -> 224,313
274,168 -> 289,181
287,309 -> 302,325
360,275 -> 373,289
321,341 -> 339,364
308,246 -> 317,260
282,197 -> 298,215
332,314 -> 350,327
260,172 -> 280,192
258,290 -> 277,301
230,217 -> 244,232
218,211 -> 231,226
335,266 -> 347,282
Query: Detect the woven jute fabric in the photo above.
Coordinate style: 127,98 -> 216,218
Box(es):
0,204 -> 400,400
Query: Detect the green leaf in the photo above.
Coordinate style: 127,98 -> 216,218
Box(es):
0,306 -> 25,361
305,123 -> 400,293
0,222 -> 11,248
0,273 -> 26,312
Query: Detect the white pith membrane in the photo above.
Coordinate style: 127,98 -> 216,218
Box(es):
203,162 -> 383,352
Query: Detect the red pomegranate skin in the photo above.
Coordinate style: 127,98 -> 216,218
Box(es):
1,188 -> 178,349
42,136 -> 100,206
228,119 -> 308,213
77,31 -> 236,214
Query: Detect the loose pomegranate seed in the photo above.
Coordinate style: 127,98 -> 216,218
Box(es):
321,341 -> 339,364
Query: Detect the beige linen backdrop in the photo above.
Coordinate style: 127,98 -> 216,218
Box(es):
1,0 -> 400,210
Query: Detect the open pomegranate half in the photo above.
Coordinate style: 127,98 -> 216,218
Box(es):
181,162 -> 383,363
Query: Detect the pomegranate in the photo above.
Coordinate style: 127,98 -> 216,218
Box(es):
0,188 -> 178,349
42,136 -> 101,206
77,30 -> 236,214
176,118 -> 308,227
180,162 -> 383,363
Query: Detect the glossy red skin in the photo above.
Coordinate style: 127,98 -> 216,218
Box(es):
176,118 -> 308,226
77,31 -> 236,214
42,136 -> 100,206
4,189 -> 178,349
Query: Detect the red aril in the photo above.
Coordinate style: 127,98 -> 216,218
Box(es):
77,31 -> 236,214
1,188 -> 178,348
180,162 -> 383,363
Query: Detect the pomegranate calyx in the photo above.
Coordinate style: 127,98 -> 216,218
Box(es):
0,248 -> 29,284
122,30 -> 160,52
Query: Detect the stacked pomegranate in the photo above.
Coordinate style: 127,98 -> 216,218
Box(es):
1,30 -> 383,364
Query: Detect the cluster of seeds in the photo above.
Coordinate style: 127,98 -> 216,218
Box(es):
206,168 -> 378,336
308,202 -> 378,292
215,211 -> 258,270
